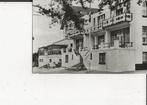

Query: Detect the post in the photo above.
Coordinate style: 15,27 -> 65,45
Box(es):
105,30 -> 110,47
94,36 -> 98,49
89,29 -> 92,50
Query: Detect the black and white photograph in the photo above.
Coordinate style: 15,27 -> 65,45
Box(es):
33,0 -> 147,73
0,1 -> 146,105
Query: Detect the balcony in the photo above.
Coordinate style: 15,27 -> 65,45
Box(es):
103,13 -> 132,28
91,23 -> 103,32
92,41 -> 133,50
66,29 -> 84,37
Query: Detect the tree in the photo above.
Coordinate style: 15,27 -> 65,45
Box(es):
33,0 -> 143,30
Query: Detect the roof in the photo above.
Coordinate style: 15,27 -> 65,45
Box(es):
52,39 -> 67,44
46,44 -> 67,48
38,38 -> 72,50
71,6 -> 99,17
38,46 -> 47,49
52,38 -> 72,44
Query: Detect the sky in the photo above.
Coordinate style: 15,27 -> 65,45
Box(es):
33,0 -> 100,53
33,15 -> 64,53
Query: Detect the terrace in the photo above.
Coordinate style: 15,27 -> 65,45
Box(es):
103,13 -> 132,28
92,40 -> 134,50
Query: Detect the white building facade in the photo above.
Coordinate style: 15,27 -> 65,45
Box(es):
38,39 -> 81,68
65,0 -> 147,72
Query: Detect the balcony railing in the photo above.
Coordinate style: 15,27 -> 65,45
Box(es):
103,13 -> 132,28
103,18 -> 113,28
92,41 -> 133,50
66,13 -> 132,36
66,29 -> 84,36
91,23 -> 103,32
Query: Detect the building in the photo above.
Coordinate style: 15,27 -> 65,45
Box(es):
52,39 -> 82,68
64,0 -> 147,72
38,44 -> 67,68
38,39 -> 82,68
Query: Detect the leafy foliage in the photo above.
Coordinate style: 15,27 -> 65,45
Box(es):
33,0 -> 143,30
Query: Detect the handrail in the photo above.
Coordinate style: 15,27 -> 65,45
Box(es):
66,13 -> 132,35
92,41 -> 133,50
102,13 -> 132,27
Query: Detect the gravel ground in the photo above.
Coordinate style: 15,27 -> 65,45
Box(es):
33,67 -> 147,74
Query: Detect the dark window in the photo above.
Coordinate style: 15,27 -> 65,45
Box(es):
99,53 -> 106,64
65,55 -> 68,63
142,26 -> 147,45
98,35 -> 105,46
89,17 -> 91,22
97,14 -> 105,25
116,8 -> 123,16
40,59 -> 43,62
142,1 -> 147,17
93,18 -> 95,26
143,52 -> 147,63
49,59 -> 52,63
72,54 -> 74,60
70,43 -> 73,47
90,53 -> 92,60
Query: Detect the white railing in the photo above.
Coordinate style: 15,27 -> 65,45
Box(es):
103,18 -> 113,27
102,13 -> 132,28
66,13 -> 132,35
92,41 -> 134,50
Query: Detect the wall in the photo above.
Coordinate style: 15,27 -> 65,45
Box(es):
81,48 -> 136,72
130,0 -> 147,64
38,55 -> 48,67
61,51 -> 80,68
47,55 -> 62,67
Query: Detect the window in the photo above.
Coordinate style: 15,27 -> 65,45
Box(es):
90,53 -> 92,60
70,43 -> 73,47
99,53 -> 106,64
49,59 -> 52,63
72,54 -> 74,60
143,52 -> 147,63
97,14 -> 105,25
40,59 -> 43,62
89,14 -> 91,22
143,26 -> 147,45
142,1 -> 147,17
65,55 -> 68,63
116,8 -> 123,16
110,27 -> 130,47
98,35 -> 105,45
93,18 -> 95,26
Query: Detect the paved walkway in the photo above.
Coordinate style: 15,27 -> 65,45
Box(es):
33,67 -> 147,74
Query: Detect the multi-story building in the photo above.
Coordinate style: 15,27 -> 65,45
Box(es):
38,39 -> 81,68
38,45 -> 65,68
65,0 -> 147,72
